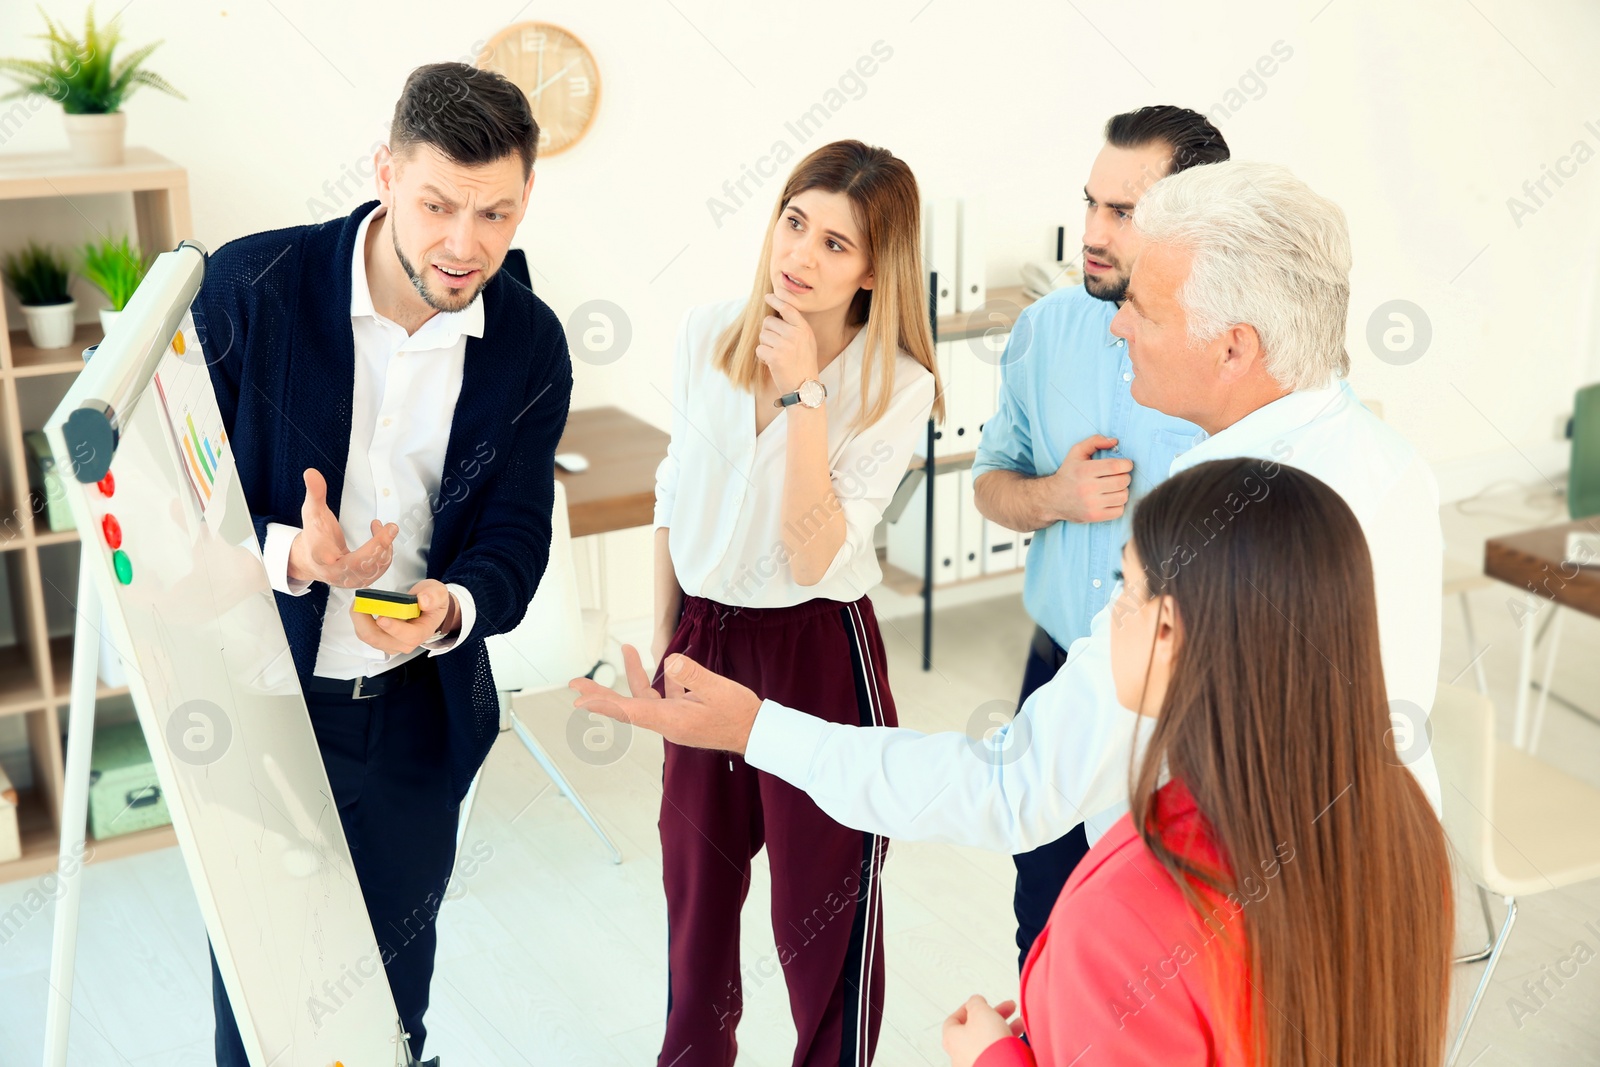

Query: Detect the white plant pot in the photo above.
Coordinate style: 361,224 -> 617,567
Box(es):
98,308 -> 121,337
63,111 -> 127,167
20,300 -> 77,350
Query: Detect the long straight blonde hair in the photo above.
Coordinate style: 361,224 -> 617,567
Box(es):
712,139 -> 943,429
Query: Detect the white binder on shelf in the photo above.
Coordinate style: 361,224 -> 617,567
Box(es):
976,349 -> 1003,440
946,340 -> 980,451
1018,530 -> 1034,568
984,517 -> 1021,574
887,469 -> 961,588
957,197 -> 986,313
957,469 -> 984,581
925,198 -> 959,318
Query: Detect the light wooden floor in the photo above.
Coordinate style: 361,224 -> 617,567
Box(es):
2,484 -> 1598,1065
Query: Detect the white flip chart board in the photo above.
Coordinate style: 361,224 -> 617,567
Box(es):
43,244 -> 408,1067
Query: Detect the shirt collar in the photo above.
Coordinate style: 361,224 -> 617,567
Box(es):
817,319 -> 871,386
1171,376 -> 1352,474
350,204 -> 485,344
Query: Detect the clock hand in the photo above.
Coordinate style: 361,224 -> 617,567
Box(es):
529,60 -> 577,99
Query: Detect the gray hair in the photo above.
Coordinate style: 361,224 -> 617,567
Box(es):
1133,160 -> 1351,389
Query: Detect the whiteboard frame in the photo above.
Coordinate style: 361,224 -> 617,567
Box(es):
41,243 -> 410,1067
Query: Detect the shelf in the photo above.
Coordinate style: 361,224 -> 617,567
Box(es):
1,790 -> 60,882
878,554 -> 1024,598
0,640 -> 47,717
0,528 -> 82,552
908,449 -> 977,473
7,323 -> 97,377
935,284 -> 1034,340
0,143 -> 189,888
0,789 -> 177,885
47,633 -> 129,704
32,528 -> 81,548
0,146 -> 189,202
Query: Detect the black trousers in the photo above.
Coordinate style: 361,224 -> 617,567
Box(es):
212,659 -> 460,1066
1010,626 -> 1092,974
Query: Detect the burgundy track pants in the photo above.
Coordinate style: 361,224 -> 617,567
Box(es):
654,594 -> 896,1067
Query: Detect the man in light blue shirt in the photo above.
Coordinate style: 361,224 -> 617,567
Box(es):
969,105 -> 1227,969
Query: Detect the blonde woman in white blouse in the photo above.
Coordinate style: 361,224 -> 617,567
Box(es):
647,140 -> 941,1067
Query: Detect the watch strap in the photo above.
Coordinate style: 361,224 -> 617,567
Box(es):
775,379 -> 827,408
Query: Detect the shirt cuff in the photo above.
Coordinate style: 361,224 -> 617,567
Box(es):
264,523 -> 313,596
974,1036 -> 1034,1067
743,698 -> 832,785
423,582 -> 476,655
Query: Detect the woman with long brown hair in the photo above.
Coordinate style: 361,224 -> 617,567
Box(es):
649,139 -> 941,1066
942,457 -> 1453,1066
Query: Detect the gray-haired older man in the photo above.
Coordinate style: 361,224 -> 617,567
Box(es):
572,160 -> 1443,858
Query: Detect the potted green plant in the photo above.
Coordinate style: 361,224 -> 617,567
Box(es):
81,234 -> 148,334
0,5 -> 184,167
2,242 -> 76,350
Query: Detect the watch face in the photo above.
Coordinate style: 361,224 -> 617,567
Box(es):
799,379 -> 826,407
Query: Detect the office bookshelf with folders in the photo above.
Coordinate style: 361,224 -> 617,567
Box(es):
878,275 -> 1037,668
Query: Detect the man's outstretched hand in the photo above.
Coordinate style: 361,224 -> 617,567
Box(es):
287,467 -> 398,588
570,645 -> 761,754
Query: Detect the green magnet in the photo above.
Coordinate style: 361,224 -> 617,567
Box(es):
112,549 -> 133,585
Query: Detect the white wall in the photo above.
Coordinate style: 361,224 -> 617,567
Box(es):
3,0 -> 1598,621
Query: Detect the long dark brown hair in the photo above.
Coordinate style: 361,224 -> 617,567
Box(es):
1124,457 -> 1452,1066
713,139 -> 943,428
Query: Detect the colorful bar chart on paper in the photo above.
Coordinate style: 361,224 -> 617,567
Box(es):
152,324 -> 232,513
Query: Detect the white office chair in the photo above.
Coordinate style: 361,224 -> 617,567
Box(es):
456,479 -> 622,864
1431,683 -> 1600,1065
1441,556 -> 1493,697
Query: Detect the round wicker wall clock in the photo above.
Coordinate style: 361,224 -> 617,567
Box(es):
477,22 -> 600,157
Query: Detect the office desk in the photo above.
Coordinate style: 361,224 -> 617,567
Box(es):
555,406 -> 669,537
1485,518 -> 1600,747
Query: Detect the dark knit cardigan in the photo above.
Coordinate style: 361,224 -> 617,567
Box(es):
191,199 -> 573,805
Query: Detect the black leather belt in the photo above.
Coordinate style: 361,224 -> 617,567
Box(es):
303,654 -> 438,700
1030,625 -> 1069,670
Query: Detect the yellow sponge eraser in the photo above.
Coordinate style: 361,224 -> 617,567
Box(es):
352,589 -> 421,620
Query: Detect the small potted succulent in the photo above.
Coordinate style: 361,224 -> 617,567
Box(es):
0,5 -> 185,167
81,235 -> 149,334
2,242 -> 77,350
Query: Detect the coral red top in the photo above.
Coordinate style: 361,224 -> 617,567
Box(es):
975,780 -> 1252,1066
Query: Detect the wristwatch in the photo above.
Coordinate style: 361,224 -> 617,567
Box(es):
775,379 -> 827,409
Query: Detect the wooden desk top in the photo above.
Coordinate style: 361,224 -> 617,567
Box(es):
1485,519 -> 1600,618
556,405 -> 669,538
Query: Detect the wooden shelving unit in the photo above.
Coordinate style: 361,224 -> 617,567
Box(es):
876,546 -> 1023,598
0,147 -> 191,884
899,283 -> 1036,668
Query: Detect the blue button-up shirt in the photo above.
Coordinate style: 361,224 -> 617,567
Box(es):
971,285 -> 1203,650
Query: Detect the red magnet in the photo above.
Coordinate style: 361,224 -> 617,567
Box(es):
96,472 -> 115,497
101,514 -> 122,549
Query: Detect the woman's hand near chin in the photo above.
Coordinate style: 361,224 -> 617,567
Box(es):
755,290 -> 818,394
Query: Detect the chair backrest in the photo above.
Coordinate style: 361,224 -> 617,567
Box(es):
1571,382 -> 1600,519
502,247 -> 533,291
484,478 -> 588,692
1428,683 -> 1495,887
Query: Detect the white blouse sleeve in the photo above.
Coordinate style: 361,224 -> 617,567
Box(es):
653,308 -> 698,530
814,364 -> 936,585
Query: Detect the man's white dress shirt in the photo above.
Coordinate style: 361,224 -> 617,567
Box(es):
744,377 -> 1444,848
261,204 -> 479,679
654,298 -> 936,608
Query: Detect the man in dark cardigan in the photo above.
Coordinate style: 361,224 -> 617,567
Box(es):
191,62 -> 571,1065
